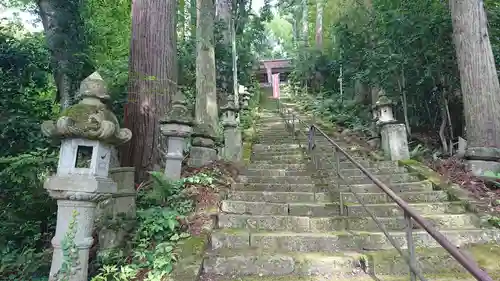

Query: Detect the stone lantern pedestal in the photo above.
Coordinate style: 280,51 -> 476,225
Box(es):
374,94 -> 410,161
221,100 -> 241,161
188,123 -> 217,168
160,91 -> 193,180
41,72 -> 132,281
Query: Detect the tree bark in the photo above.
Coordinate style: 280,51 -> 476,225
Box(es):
302,0 -> 308,46
37,0 -> 94,109
315,0 -> 323,49
195,0 -> 218,137
121,0 -> 177,181
450,0 -> 500,153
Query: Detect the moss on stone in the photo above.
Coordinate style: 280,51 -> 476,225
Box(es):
176,235 -> 207,258
59,103 -> 119,129
366,243 -> 500,277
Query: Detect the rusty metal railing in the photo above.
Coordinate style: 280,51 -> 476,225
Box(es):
276,98 -> 493,281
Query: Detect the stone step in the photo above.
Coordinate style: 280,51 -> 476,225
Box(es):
322,166 -> 408,177
252,159 -> 309,165
220,200 -> 341,217
252,144 -> 302,151
341,190 -> 448,204
247,163 -> 308,170
345,202 -> 467,217
210,228 -> 500,252
217,214 -> 480,232
319,181 -> 433,193
252,149 -> 305,156
243,169 -> 310,177
367,243 -> 500,276
337,173 -> 421,185
226,190 -> 325,203
251,154 -> 306,161
239,183 -> 316,192
320,160 -> 398,169
201,274 -> 487,281
244,176 -> 313,185
203,248 -> 365,277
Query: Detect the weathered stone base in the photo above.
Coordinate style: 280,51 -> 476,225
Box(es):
189,146 -> 217,167
380,123 -> 409,161
467,159 -> 500,176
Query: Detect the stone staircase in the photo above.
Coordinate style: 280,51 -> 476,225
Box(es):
201,104 -> 500,281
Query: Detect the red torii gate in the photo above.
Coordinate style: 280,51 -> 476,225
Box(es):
257,58 -> 291,85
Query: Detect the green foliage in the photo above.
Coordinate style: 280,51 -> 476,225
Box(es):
280,0 -> 500,148
0,149 -> 58,280
53,211 -> 80,281
91,172 -> 214,281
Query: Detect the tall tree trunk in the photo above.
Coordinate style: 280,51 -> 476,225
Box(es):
121,0 -> 177,181
315,0 -> 323,49
231,18 -> 238,105
215,0 -> 233,98
37,0 -> 94,110
190,0 -> 197,39
450,0 -> 500,165
301,0 -> 308,46
195,0 -> 218,137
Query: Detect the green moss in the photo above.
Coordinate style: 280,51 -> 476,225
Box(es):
175,235 -> 207,259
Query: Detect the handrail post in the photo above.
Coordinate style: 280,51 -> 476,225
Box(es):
405,210 -> 418,281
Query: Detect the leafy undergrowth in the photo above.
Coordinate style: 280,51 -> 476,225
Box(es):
91,160 -> 240,281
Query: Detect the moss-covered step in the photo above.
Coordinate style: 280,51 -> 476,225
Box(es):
202,248 -> 366,277
207,273 -> 496,281
344,202 -> 467,217
247,163 -> 308,170
366,243 -> 500,278
243,169 -> 311,177
321,160 -> 398,170
318,181 -> 433,193
331,173 -> 421,185
332,167 -> 408,177
253,150 -> 306,157
252,158 -> 309,165
235,183 -> 316,193
220,200 -> 341,217
251,154 -> 306,161
244,176 -> 314,185
252,143 -> 303,151
226,191 -> 324,204
340,190 -> 449,204
217,213 -> 480,232
170,234 -> 209,281
210,228 -> 500,252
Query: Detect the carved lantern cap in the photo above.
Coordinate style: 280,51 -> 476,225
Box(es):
221,99 -> 238,113
41,72 -> 132,145
373,92 -> 394,109
160,90 -> 193,125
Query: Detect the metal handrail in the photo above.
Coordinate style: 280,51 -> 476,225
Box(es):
276,99 -> 493,281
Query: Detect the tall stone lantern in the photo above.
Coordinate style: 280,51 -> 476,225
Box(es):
41,72 -> 132,281
239,85 -> 252,110
160,91 -> 193,180
374,93 -> 410,161
221,99 -> 241,161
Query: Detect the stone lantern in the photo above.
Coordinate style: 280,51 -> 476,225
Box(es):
373,93 -> 397,125
160,91 -> 193,180
239,85 -> 252,110
373,92 -> 409,161
221,99 -> 241,161
41,72 -> 132,281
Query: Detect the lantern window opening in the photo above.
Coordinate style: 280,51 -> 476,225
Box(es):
75,145 -> 93,168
